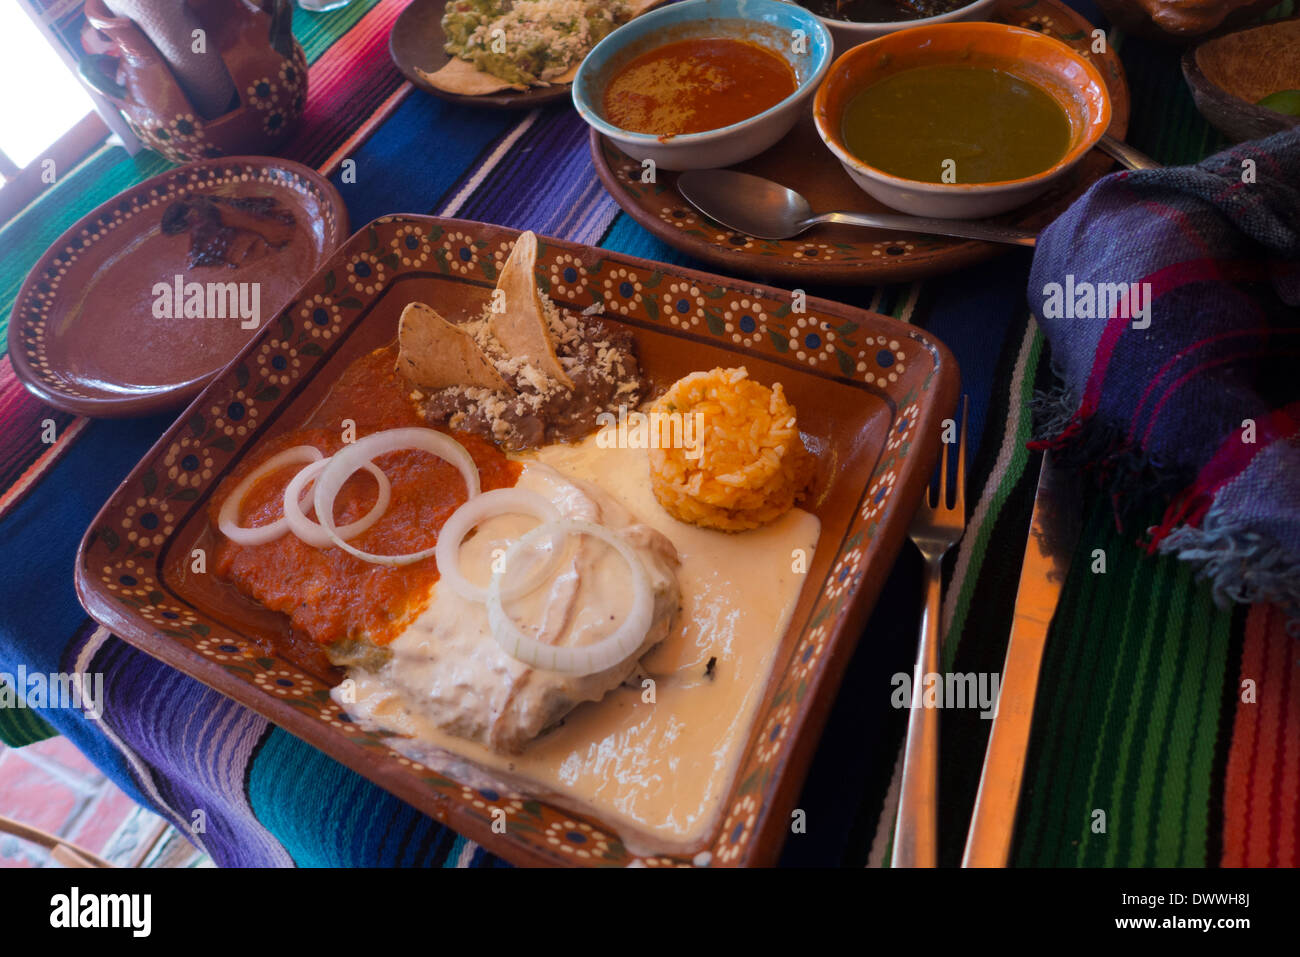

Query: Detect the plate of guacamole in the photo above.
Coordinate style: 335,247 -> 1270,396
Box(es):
391,0 -> 662,108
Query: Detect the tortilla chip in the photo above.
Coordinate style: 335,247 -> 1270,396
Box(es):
489,231 -> 574,389
398,301 -> 513,393
417,57 -> 526,95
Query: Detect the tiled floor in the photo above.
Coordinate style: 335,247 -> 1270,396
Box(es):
0,736 -> 212,868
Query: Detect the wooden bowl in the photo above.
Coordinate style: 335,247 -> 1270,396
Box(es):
1182,17 -> 1300,142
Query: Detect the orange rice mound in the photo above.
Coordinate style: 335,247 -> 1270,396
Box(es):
648,367 -> 814,531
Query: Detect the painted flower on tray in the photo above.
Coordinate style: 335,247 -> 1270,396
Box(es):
162,435 -> 214,489
195,636 -> 257,662
121,497 -> 176,548
209,392 -> 260,438
256,342 -> 300,387
442,232 -> 480,275
789,315 -> 836,366
825,548 -> 864,602
716,793 -> 760,863
602,267 -> 643,316
391,224 -> 431,267
725,299 -> 767,347
860,469 -> 897,525
548,253 -> 588,298
254,668 -> 308,697
101,559 -> 151,599
544,819 -> 611,859
300,293 -> 342,339
663,282 -> 705,328
138,602 -> 198,629
347,252 -> 386,294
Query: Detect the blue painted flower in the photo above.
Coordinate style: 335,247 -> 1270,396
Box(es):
164,436 -> 213,488
441,231 -> 479,274
726,299 -> 768,346
300,293 -> 342,339
391,225 -> 431,266
255,668 -> 306,697
347,253 -> 386,292
548,254 -> 588,297
602,268 -> 643,316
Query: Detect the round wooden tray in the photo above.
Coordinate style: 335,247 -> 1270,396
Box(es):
591,0 -> 1131,284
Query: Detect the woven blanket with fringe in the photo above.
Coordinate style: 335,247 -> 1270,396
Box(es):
1028,128 -> 1300,620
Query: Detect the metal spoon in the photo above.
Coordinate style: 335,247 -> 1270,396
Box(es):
676,170 -> 1040,248
675,136 -> 1160,250
1097,133 -> 1161,171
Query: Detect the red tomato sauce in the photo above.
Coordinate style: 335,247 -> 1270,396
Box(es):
210,345 -> 519,649
602,36 -> 797,138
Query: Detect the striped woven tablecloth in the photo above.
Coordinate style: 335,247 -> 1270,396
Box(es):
0,0 -> 1295,867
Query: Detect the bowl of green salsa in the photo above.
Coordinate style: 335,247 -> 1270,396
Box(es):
813,21 -> 1111,219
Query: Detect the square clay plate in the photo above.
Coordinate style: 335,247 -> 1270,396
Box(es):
75,216 -> 959,867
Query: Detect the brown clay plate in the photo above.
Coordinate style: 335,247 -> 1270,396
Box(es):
74,215 -> 959,867
592,0 -> 1131,284
8,156 -> 348,418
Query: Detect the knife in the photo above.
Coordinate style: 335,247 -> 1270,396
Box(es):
962,451 -> 1081,867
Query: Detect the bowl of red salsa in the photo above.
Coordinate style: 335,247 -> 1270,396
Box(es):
572,0 -> 833,171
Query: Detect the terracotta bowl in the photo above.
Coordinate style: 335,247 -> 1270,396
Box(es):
1182,17 -> 1300,143
813,21 -> 1111,219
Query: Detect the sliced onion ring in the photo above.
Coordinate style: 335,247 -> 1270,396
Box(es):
218,445 -> 323,546
435,488 -> 562,604
313,428 -> 480,566
487,519 -> 653,676
283,457 -> 392,548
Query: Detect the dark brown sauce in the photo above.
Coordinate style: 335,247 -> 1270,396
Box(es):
797,0 -> 971,23
161,195 -> 297,269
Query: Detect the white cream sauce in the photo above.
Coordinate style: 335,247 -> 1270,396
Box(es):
337,428 -> 819,854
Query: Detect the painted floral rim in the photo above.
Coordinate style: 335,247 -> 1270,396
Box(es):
76,215 -> 956,867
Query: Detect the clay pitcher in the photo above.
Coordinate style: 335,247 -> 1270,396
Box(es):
79,0 -> 308,163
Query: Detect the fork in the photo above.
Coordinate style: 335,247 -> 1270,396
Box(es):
892,395 -> 968,868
